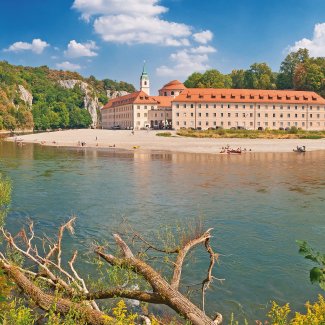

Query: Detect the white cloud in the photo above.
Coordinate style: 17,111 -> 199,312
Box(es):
4,38 -> 49,54
72,0 -> 168,21
73,0 -> 191,46
193,30 -> 213,44
93,15 -> 191,46
56,61 -> 81,71
64,40 -> 98,58
190,45 -> 217,54
156,49 -> 210,77
288,23 -> 325,57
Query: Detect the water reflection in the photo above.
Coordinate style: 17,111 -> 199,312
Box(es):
0,141 -> 324,322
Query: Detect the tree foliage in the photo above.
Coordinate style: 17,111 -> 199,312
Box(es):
297,240 -> 325,290
0,61 -> 135,131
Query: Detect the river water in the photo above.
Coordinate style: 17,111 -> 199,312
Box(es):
0,141 -> 324,322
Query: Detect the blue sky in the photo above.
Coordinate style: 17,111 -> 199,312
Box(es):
1,0 -> 325,93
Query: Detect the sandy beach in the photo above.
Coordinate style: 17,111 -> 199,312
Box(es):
6,129 -> 325,154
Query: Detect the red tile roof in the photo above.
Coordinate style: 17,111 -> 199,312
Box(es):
102,91 -> 157,110
159,80 -> 186,91
153,96 -> 173,108
173,88 -> 325,104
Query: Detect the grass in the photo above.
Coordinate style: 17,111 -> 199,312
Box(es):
176,128 -> 325,139
156,132 -> 172,137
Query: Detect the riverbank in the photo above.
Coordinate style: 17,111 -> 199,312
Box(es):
6,129 -> 325,154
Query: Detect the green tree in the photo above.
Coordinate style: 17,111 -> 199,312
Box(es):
244,63 -> 276,89
277,48 -> 310,89
184,72 -> 203,88
230,69 -> 246,88
0,175 -> 11,226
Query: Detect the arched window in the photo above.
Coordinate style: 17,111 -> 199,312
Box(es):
171,91 -> 174,95
144,81 -> 147,85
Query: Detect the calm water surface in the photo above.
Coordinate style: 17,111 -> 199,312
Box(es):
0,141 -> 324,322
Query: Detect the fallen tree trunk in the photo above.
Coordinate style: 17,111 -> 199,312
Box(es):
2,263 -> 111,325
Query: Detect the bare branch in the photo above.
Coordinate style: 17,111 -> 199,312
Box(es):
171,228 -> 213,290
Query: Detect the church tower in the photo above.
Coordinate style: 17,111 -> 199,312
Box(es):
140,61 -> 150,95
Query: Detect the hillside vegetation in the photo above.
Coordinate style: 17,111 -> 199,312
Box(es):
0,61 -> 135,131
184,49 -> 325,98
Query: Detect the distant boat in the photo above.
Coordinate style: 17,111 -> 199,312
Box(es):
293,146 -> 306,153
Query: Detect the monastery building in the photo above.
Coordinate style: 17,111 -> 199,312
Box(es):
101,66 -> 325,131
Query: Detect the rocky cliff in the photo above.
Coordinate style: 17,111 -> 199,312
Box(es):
59,79 -> 100,128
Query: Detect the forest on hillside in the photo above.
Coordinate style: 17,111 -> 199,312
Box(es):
0,61 -> 135,131
184,49 -> 325,98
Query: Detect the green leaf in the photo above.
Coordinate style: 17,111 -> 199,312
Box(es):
310,267 -> 323,283
0,296 -> 7,302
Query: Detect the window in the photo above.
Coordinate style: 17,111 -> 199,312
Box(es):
235,113 -> 239,117
302,106 -> 305,110
137,113 -> 140,117
302,122 -> 305,126
206,121 -> 209,126
265,122 -> 268,126
214,104 -> 217,108
235,105 -> 238,109
228,121 -> 231,126
310,106 -> 312,110
191,104 -> 194,108
250,113 -> 253,117
273,113 -> 276,118
294,122 -> 298,126
206,104 -> 209,108
183,104 -> 187,108
221,104 -> 224,108
257,113 -> 261,117
280,114 -> 283,118
243,113 -> 246,117
273,122 -> 276,126
302,114 -> 305,118
243,105 -> 246,108
295,114 -> 298,118
176,113 -> 179,117
171,91 -> 174,96
317,114 -> 320,118
191,112 -> 194,117
250,122 -> 253,126
250,105 -> 254,109
198,113 -> 202,117
137,105 -> 140,109
257,105 -> 261,109
280,105 -> 283,109
227,104 -> 230,108
221,113 -> 224,117
265,113 -> 268,117
213,113 -> 216,117
206,113 -> 209,117
183,121 -> 186,126
144,106 -> 147,109
295,106 -> 298,110
287,122 -> 290,126
213,121 -> 216,125
198,121 -> 202,126
310,114 -> 313,118
176,121 -> 179,125
228,113 -> 231,117
287,114 -> 290,118
164,92 -> 167,96
287,106 -> 290,110
198,104 -> 202,108
273,105 -> 276,109
176,104 -> 179,108
144,113 -> 147,117
221,121 -> 224,126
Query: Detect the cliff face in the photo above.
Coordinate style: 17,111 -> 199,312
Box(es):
0,61 -> 135,130
18,85 -> 33,107
59,80 -> 100,128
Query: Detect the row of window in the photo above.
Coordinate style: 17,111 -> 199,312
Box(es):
175,120 -> 323,127
175,112 -> 323,118
174,103 -> 324,110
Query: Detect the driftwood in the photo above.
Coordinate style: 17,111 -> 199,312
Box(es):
0,218 -> 223,325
